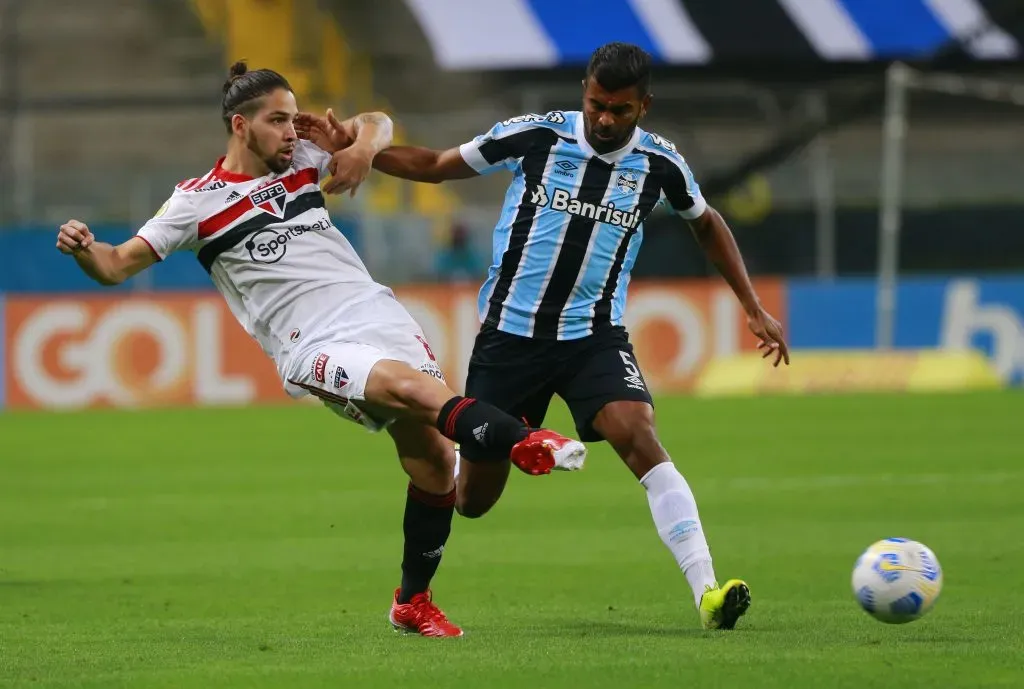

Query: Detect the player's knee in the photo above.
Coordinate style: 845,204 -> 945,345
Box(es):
375,364 -> 447,416
390,375 -> 428,409
398,439 -> 455,495
456,499 -> 483,515
454,460 -> 509,519
419,444 -> 455,482
597,401 -> 656,447
631,410 -> 658,445
406,457 -> 453,495
596,401 -> 666,475
628,421 -> 662,461
455,497 -> 488,519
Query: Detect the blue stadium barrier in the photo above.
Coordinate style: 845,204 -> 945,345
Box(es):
0,293 -> 5,410
787,276 -> 1024,386
1,227 -> 211,293
0,220 -> 361,293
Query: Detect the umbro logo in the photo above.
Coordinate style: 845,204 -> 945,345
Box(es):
624,374 -> 647,391
553,160 -> 578,178
225,191 -> 242,202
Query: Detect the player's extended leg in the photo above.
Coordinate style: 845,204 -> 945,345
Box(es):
364,359 -> 585,476
455,385 -> 554,518
454,456 -> 510,519
596,403 -> 752,630
557,331 -> 748,630
384,419 -> 463,637
454,327 -> 560,518
591,400 -> 750,630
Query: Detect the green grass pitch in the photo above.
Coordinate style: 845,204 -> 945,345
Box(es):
2,391 -> 1022,688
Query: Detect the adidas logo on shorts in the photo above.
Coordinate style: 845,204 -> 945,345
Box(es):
473,423 -> 489,442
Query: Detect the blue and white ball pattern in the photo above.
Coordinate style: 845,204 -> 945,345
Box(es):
852,538 -> 943,624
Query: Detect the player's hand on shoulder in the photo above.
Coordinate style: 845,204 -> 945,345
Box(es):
748,306 -> 790,367
295,108 -> 353,153
57,219 -> 94,255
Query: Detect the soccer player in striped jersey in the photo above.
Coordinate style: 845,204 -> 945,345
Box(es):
55,61 -> 587,637
303,42 -> 789,630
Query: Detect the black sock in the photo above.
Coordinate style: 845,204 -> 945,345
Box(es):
399,483 -> 455,604
436,396 -> 530,462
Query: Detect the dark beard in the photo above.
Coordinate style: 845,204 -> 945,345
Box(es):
266,156 -> 291,174
589,118 -> 640,154
247,132 -> 290,174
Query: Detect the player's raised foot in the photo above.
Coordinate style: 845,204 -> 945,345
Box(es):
509,429 -> 586,476
388,588 -> 464,637
699,579 -> 751,630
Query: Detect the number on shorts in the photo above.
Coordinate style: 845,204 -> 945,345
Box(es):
619,350 -> 641,378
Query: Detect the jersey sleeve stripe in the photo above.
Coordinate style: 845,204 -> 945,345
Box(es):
635,147 -> 707,220
181,170 -> 216,192
134,235 -> 164,262
678,193 -> 707,220
634,144 -> 692,179
463,121 -> 569,171
477,129 -> 538,165
459,141 -> 491,173
490,119 -> 559,139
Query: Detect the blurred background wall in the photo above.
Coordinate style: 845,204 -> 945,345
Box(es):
1,0 -> 1022,408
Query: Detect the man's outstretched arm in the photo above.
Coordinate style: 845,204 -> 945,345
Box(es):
687,206 -> 790,366
298,109 -> 537,185
57,220 -> 158,286
295,108 -> 470,184
687,207 -> 761,316
372,145 -> 479,184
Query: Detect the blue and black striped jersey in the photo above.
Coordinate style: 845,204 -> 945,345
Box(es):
459,110 -> 706,340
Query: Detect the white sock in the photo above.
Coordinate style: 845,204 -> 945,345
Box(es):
640,461 -> 717,608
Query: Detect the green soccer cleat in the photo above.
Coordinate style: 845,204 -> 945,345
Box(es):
699,579 -> 751,630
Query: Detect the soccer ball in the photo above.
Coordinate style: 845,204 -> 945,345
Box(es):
851,538 -> 943,624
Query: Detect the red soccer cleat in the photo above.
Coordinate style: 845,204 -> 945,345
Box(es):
509,429 -> 587,476
388,588 -> 464,637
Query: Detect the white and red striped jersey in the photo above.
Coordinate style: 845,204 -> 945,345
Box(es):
136,139 -> 391,376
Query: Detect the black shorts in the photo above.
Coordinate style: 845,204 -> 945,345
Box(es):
464,325 -> 654,442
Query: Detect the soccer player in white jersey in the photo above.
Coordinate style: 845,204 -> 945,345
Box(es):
55,61 -> 587,638
299,43 -> 792,631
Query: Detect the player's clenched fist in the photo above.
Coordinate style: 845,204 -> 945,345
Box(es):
324,146 -> 374,197
57,220 -> 95,255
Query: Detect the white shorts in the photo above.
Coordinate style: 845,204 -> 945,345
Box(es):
283,294 -> 446,432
